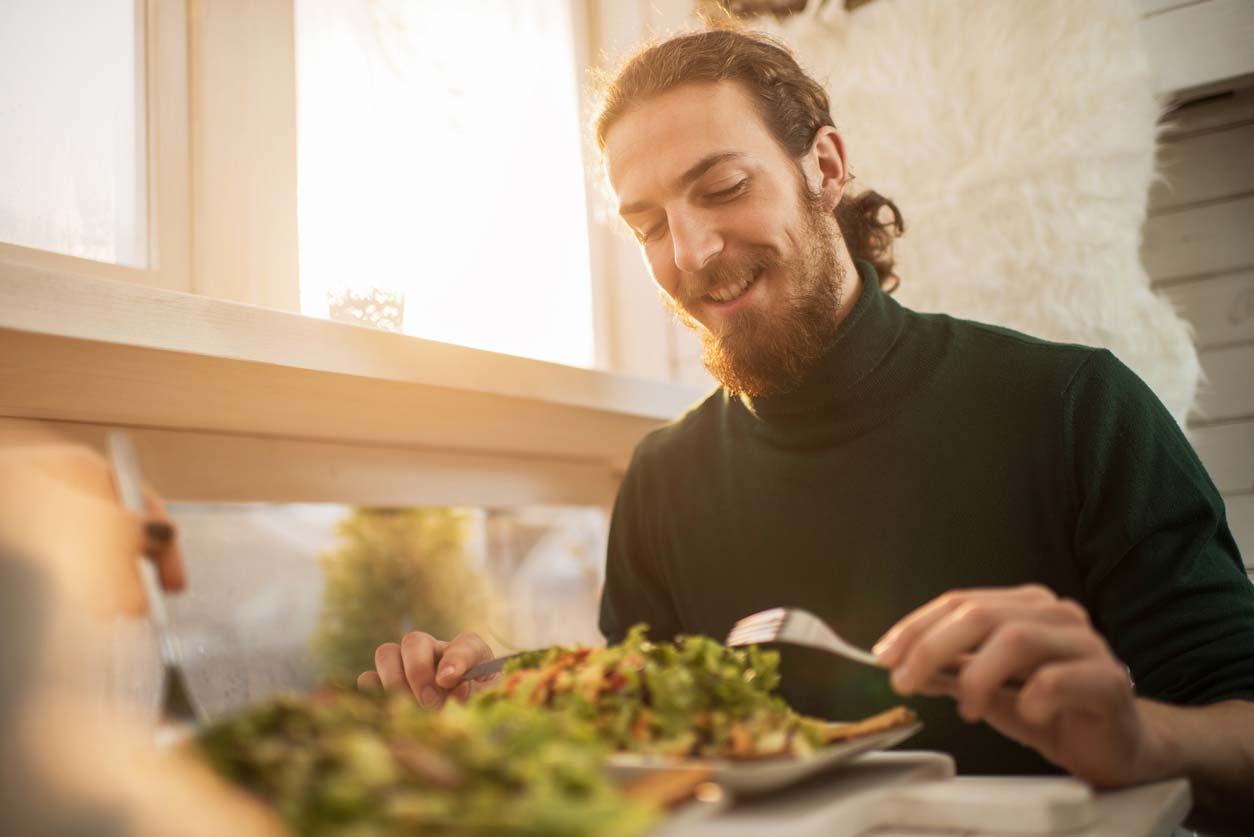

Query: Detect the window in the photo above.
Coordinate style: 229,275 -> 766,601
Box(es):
0,0 -> 147,266
296,0 -> 596,367
150,502 -> 606,716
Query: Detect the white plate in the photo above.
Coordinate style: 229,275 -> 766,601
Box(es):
605,722 -> 922,796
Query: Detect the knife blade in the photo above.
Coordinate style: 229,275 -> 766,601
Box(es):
460,650 -> 529,682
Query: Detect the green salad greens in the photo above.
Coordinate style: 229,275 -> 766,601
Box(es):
477,624 -> 833,759
196,689 -> 656,837
194,624 -> 899,834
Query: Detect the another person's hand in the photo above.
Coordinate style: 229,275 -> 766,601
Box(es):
0,437 -> 185,616
873,584 -> 1163,787
357,630 -> 498,708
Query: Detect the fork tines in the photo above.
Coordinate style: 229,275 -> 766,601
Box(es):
725,606 -> 789,647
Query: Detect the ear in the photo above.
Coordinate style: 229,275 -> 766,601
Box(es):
808,126 -> 848,212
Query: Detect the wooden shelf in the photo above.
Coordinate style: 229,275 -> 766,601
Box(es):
0,263 -> 706,502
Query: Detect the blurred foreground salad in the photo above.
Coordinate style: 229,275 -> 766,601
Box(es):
196,690 -> 656,836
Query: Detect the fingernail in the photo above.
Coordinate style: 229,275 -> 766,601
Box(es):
440,665 -> 456,680
872,636 -> 897,664
420,686 -> 440,708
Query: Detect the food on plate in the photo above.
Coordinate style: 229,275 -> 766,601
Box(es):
477,624 -> 917,759
195,689 -> 657,836
818,705 -> 918,743
194,625 -> 915,833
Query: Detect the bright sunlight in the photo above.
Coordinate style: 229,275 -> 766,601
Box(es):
296,0 -> 595,367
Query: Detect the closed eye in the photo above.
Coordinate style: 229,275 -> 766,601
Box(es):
638,220 -> 667,244
633,177 -> 747,243
707,178 -> 748,201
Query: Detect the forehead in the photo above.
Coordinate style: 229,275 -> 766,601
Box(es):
603,81 -> 783,203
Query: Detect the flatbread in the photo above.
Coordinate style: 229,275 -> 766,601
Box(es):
817,705 -> 918,743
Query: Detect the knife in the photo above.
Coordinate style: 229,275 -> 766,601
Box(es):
461,650 -> 531,682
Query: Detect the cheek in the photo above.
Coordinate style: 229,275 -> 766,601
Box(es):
644,246 -> 680,297
725,202 -> 791,253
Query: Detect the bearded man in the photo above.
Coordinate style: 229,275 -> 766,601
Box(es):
362,29 -> 1254,832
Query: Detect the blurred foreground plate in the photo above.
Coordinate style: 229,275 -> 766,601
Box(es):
605,722 -> 921,796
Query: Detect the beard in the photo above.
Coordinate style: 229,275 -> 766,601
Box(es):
661,186 -> 847,397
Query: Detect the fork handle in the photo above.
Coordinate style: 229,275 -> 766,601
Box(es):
930,666 -> 1023,697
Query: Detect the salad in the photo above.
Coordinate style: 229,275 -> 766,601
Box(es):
194,624 -> 914,834
478,624 -> 915,759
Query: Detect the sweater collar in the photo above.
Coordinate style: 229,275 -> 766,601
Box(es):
736,259 -> 906,422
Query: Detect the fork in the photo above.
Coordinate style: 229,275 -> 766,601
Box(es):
726,606 -> 1021,694
107,431 -> 202,724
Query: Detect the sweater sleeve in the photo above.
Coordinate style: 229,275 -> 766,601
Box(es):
597,442 -> 683,646
1065,350 -> 1254,704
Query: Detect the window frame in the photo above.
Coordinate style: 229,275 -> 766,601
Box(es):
0,0 -> 708,509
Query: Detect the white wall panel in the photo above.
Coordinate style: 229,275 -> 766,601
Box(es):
1162,88 -> 1254,139
1225,493 -> 1254,569
1141,196 -> 1254,282
1149,123 -> 1254,212
1161,271 -> 1254,349
1192,421 -> 1254,495
1139,0 -> 1254,99
1193,344 -> 1254,422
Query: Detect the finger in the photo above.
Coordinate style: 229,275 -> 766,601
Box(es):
449,682 -> 472,703
891,597 -> 1084,695
374,642 -> 407,694
357,671 -> 383,693
109,560 -> 147,618
143,488 -> 186,592
1016,658 -> 1133,728
965,685 -> 1046,749
97,506 -> 148,618
875,584 -> 1057,666
955,623 -> 1105,721
970,659 -> 1130,763
38,443 -> 118,498
434,631 -> 494,689
401,632 -> 448,708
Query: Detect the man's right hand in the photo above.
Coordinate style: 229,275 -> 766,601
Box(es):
357,630 -> 496,708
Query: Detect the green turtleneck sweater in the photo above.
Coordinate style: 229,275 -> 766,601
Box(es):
598,261 -> 1254,775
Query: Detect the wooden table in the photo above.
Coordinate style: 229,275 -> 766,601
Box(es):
659,751 -> 1192,837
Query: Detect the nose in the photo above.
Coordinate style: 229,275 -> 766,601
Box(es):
669,211 -> 723,274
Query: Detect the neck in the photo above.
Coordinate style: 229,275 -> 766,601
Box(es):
832,245 -> 863,331
736,258 -> 904,423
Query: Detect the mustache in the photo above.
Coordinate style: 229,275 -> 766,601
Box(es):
680,249 -> 776,305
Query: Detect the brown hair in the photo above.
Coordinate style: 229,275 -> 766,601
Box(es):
595,28 -> 903,292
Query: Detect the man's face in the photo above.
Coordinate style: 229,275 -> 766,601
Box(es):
604,81 -> 851,396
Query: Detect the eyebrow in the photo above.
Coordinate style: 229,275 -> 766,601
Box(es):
617,151 -> 746,217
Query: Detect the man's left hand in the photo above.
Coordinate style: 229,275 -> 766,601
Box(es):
873,583 -> 1168,787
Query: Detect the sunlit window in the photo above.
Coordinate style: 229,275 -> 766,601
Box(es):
296,0 -> 595,367
0,0 -> 147,266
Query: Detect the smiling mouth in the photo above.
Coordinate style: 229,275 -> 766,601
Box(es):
705,268 -> 763,304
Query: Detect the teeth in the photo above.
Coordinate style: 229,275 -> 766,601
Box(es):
707,271 -> 758,303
